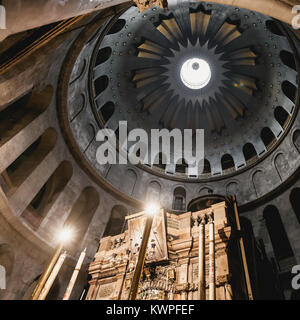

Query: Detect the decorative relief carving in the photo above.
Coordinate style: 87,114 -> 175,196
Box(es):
133,0 -> 168,13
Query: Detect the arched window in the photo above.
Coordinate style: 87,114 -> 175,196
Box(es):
64,187 -> 100,253
282,81 -> 296,104
95,47 -> 112,65
0,86 -> 52,148
261,127 -> 275,149
94,75 -> 109,97
202,159 -> 211,174
153,152 -> 166,170
265,20 -> 284,36
290,188 -> 300,224
147,181 -> 161,203
172,187 -> 186,211
243,143 -> 258,162
221,154 -> 235,171
176,158 -> 188,174
20,161 -> 73,230
107,19 -> 126,35
274,106 -> 289,128
99,101 -> 115,123
293,129 -> 300,153
103,205 -> 128,237
0,128 -> 57,194
280,50 -> 296,71
263,205 -> 294,262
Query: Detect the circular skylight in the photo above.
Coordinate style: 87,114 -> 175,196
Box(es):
180,58 -> 211,89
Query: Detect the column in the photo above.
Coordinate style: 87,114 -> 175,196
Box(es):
208,213 -> 215,300
198,217 -> 206,300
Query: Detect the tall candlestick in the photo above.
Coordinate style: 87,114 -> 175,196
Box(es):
38,251 -> 67,300
63,248 -> 87,300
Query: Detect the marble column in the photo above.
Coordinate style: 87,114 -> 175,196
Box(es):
208,214 -> 215,300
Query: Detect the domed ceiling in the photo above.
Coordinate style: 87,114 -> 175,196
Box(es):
62,1 -> 299,183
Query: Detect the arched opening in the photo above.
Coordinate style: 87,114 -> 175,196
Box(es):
0,128 -> 57,195
120,169 -> 137,195
94,75 -> 109,96
0,86 -> 52,148
99,101 -> 115,123
265,20 -> 284,36
95,47 -> 112,65
175,158 -> 188,174
293,129 -> 300,153
282,81 -> 296,104
261,127 -> 276,149
202,159 -> 211,174
263,205 -> 294,267
153,152 -> 166,171
280,50 -> 296,71
290,188 -> 300,224
146,181 -> 161,203
64,187 -> 100,253
20,161 -> 73,230
103,205 -> 128,237
107,19 -> 126,35
221,154 -> 235,172
243,143 -> 258,163
274,106 -> 290,128
172,187 -> 186,211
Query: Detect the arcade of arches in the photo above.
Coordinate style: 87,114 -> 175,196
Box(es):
0,0 -> 300,300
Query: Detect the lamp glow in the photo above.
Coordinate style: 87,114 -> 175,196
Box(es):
58,228 -> 73,243
180,58 -> 211,89
145,203 -> 160,216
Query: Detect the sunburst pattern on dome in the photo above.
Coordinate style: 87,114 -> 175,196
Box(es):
132,9 -> 258,133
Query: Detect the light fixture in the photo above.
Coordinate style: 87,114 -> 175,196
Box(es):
145,203 -> 160,216
58,228 -> 73,243
180,58 -> 211,89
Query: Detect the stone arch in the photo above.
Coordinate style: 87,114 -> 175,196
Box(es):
175,158 -> 188,174
252,169 -> 265,198
280,50 -> 296,72
103,205 -> 128,237
263,205 -> 294,263
274,152 -> 290,181
200,159 -> 211,175
146,180 -> 161,203
125,169 -> 137,196
221,154 -> 235,172
20,161 -> 73,230
274,106 -> 290,129
64,187 -> 100,252
261,127 -> 276,149
293,129 -> 300,153
172,187 -> 186,211
282,81 -> 296,104
199,186 -> 213,196
243,143 -> 258,163
99,101 -> 115,123
1,128 -> 57,194
0,86 -> 53,148
226,181 -> 239,196
153,151 -> 167,171
290,188 -> 300,224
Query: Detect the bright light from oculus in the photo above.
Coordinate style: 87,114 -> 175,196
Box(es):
58,228 -> 73,243
180,58 -> 211,89
145,203 -> 160,216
